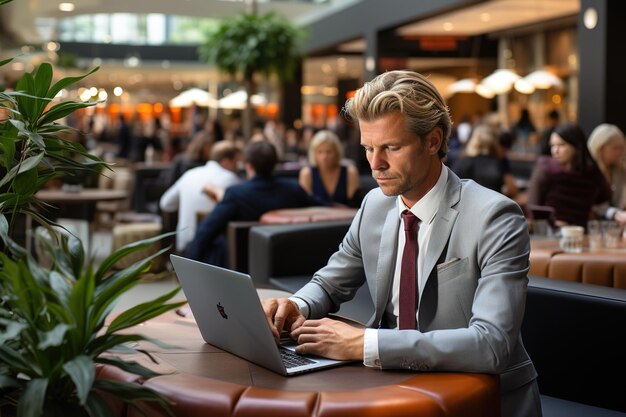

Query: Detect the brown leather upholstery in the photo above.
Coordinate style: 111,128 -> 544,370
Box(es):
548,253 -> 626,288
530,239 -> 626,289
121,370 -> 499,417
529,247 -> 559,277
259,207 -> 357,224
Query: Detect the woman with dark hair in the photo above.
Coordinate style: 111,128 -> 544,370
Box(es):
527,122 -> 611,228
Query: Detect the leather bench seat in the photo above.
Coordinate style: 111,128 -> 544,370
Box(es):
529,246 -> 626,289
113,370 -> 499,417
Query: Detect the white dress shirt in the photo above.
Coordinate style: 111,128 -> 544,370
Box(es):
363,166 -> 448,366
159,160 -> 241,252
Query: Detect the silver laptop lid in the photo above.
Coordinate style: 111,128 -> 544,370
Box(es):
170,255 -> 287,375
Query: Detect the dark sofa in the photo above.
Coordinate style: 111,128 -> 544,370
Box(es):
523,276 -> 626,416
248,220 -> 374,324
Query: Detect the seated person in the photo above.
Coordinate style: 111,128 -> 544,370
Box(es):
527,122 -> 611,228
587,123 -> 626,225
186,141 -> 322,266
298,129 -> 360,207
159,141 -> 242,254
451,124 -> 518,198
161,127 -> 214,188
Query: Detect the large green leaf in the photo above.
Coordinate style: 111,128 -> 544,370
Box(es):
47,66 -> 99,100
17,378 -> 48,417
94,232 -> 175,282
107,288 -> 184,334
15,71 -> 36,121
0,318 -> 27,344
63,355 -> 95,406
96,356 -> 163,379
33,63 -> 54,118
38,323 -> 72,350
85,391 -> 116,417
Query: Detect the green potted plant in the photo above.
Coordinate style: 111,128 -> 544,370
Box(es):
0,33 -> 184,417
199,11 -> 307,139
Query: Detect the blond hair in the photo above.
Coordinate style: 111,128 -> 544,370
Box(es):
588,123 -> 625,162
464,124 -> 500,157
344,70 -> 451,158
307,129 -> 343,167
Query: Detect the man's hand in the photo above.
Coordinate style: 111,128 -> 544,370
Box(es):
261,297 -> 305,344
290,318 -> 365,361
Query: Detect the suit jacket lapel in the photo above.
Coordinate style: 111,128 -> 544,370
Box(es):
420,169 -> 461,296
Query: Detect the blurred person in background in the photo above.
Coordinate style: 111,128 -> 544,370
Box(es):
587,123 -> 626,224
161,121 -> 215,187
527,122 -> 611,228
186,141 -> 321,267
159,141 -> 242,254
512,108 -> 537,155
452,124 -> 518,198
298,129 -> 360,207
537,109 -> 560,156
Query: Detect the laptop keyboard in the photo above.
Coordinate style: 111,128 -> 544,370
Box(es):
279,347 -> 316,368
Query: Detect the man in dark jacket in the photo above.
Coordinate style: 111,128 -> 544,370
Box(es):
186,140 -> 322,266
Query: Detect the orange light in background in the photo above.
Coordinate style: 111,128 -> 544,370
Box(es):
154,102 -> 164,114
327,104 -> 338,119
345,90 -> 356,99
170,107 -> 182,124
136,103 -> 153,121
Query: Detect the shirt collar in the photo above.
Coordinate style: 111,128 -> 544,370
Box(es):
397,164 -> 448,225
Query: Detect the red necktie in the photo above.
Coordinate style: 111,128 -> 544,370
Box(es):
399,210 -> 419,330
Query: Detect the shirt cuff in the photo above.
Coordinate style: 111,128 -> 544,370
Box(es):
606,207 -> 618,220
363,328 -> 381,368
288,296 -> 309,319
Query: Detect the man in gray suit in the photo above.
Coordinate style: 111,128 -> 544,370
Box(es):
263,70 -> 542,417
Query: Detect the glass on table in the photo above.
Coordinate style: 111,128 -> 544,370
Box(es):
602,220 -> 622,249
587,220 -> 603,250
559,225 -> 584,253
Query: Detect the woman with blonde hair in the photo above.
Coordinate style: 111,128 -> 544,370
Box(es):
588,123 -> 626,223
451,124 -> 518,197
298,129 -> 360,206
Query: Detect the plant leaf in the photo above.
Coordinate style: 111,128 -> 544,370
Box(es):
0,375 -> 20,390
96,356 -> 163,379
85,391 -> 116,417
17,378 -> 48,417
107,289 -> 184,334
48,66 -> 99,100
0,318 -> 27,344
63,355 -> 95,405
38,323 -> 72,349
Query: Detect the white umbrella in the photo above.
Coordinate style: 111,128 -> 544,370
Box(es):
522,70 -> 564,90
217,90 -> 267,110
169,88 -> 218,108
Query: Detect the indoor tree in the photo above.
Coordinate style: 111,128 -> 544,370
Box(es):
199,11 -> 306,140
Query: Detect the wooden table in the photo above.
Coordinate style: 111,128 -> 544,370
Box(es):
105,303 -> 500,417
32,188 -> 128,253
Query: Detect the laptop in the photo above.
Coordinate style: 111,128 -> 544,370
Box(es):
170,254 -> 350,376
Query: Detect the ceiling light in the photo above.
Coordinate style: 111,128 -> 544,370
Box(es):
583,7 -> 598,30
480,13 -> 490,22
522,70 -> 563,89
59,3 -> 75,12
443,22 -> 454,31
481,69 -> 520,94
114,87 -> 124,97
448,78 -> 477,95
514,79 -> 535,94
475,84 -> 495,99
